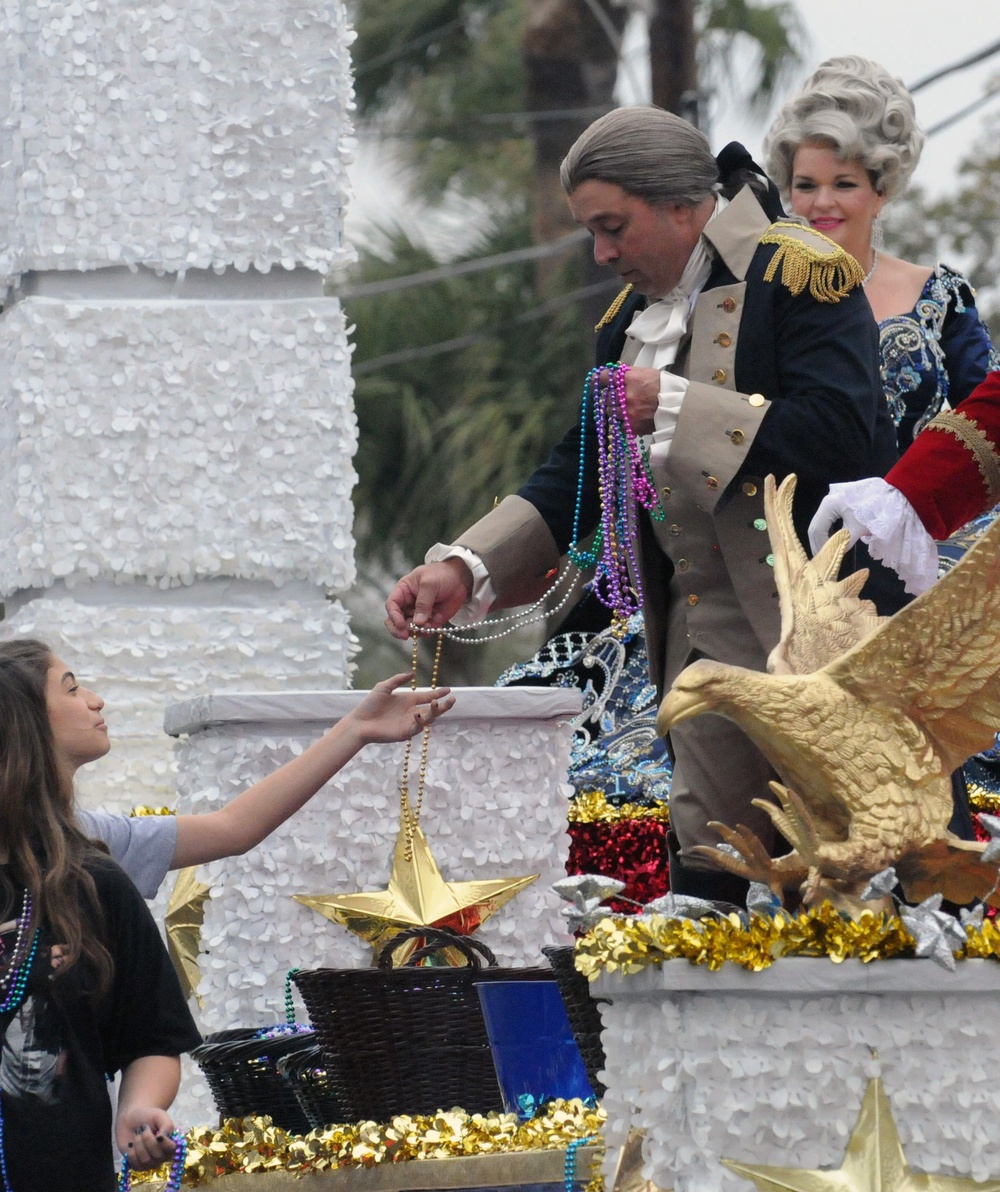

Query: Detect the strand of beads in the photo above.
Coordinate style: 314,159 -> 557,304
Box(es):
417,360 -> 662,648
0,1095 -> 12,1192
118,1130 -> 188,1192
399,630 -> 444,859
0,892 -> 36,1013
284,967 -> 301,1025
563,1135 -> 595,1192
577,363 -> 663,634
568,367 -> 604,570
412,560 -> 580,646
0,893 -> 41,1192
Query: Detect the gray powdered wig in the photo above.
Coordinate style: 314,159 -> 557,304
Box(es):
560,106 -> 719,207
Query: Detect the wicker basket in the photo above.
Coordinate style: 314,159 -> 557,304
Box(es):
191,1026 -> 317,1133
542,945 -> 607,1097
276,1044 -> 352,1129
294,927 -> 552,1121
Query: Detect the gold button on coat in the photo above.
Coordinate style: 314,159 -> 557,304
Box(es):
660,486 -> 671,499
677,559 -> 690,572
721,298 -> 736,313
669,523 -> 681,536
712,368 -> 727,383
742,481 -> 757,497
730,429 -> 745,445
706,476 -> 718,489
748,393 -> 766,408
687,594 -> 699,606
716,332 -> 732,347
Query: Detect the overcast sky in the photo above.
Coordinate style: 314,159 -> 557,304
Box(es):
345,2 -> 1000,254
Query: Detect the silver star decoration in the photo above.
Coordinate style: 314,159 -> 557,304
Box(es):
643,892 -> 721,921
979,814 -> 1000,864
862,867 -> 898,901
746,882 -> 783,917
960,903 -> 985,930
552,874 -> 626,933
552,874 -> 626,906
899,894 -> 966,971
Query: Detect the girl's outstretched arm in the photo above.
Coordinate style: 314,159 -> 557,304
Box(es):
169,674 -> 454,868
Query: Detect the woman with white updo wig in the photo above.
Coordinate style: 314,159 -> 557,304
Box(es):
765,55 -> 995,456
765,55 -> 997,598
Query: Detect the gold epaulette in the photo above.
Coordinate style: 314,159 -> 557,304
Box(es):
759,221 -> 865,304
595,284 -> 634,331
925,410 -> 1000,504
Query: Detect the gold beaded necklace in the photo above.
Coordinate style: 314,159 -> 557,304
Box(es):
399,629 -> 444,860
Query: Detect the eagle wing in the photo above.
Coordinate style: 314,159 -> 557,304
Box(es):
765,474 -> 885,676
823,509 -> 1000,773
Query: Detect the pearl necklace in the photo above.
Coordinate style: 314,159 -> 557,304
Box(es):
409,562 -> 580,645
862,250 -> 879,288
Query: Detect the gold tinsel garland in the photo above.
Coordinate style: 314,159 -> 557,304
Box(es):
572,905 -> 1000,979
968,784 -> 1000,815
126,1099 -> 605,1185
568,790 -> 670,825
130,805 -> 176,817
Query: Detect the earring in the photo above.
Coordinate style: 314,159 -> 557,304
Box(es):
871,213 -> 884,253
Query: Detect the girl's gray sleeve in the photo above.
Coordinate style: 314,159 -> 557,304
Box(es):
75,809 -> 178,899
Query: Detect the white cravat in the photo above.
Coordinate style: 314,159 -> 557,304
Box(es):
624,194 -> 728,370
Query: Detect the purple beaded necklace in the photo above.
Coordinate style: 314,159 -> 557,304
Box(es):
0,892 -> 36,1015
569,363 -> 664,633
0,891 -> 42,1192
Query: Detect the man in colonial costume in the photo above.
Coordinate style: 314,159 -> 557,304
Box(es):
386,107 -> 898,901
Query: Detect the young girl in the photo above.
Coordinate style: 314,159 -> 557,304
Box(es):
0,639 -> 454,900
0,641 -> 202,1189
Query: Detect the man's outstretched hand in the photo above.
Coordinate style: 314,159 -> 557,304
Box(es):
384,558 -> 473,640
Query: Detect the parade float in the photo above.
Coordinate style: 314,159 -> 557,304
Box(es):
3,1 -> 1000,1190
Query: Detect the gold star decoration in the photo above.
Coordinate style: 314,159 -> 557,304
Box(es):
294,819 -> 537,960
165,866 -> 211,1004
611,1128 -> 669,1192
723,1076 -> 1000,1192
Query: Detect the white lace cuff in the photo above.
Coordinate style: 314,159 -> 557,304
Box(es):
648,372 -> 690,467
424,543 -> 495,624
828,478 -> 939,596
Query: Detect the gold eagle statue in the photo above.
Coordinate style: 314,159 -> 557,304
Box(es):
657,474 -> 1000,910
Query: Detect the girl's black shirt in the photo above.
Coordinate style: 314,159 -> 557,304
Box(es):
0,853 -> 201,1191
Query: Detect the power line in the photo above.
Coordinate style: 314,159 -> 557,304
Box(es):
908,38 -> 1000,93
337,229 -> 589,299
352,278 -> 618,375
925,82 -> 1000,137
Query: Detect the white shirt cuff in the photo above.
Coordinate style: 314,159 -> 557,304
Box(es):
828,478 -> 939,596
648,372 -> 690,467
424,543 -> 496,624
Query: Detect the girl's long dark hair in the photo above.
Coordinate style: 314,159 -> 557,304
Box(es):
0,638 -> 112,994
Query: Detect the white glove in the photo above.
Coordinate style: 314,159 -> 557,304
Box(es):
647,372 -> 690,467
808,477 -> 938,596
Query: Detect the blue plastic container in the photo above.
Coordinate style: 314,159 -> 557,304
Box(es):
476,980 -> 595,1118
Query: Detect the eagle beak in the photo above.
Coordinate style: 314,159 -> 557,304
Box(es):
657,688 -> 708,735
